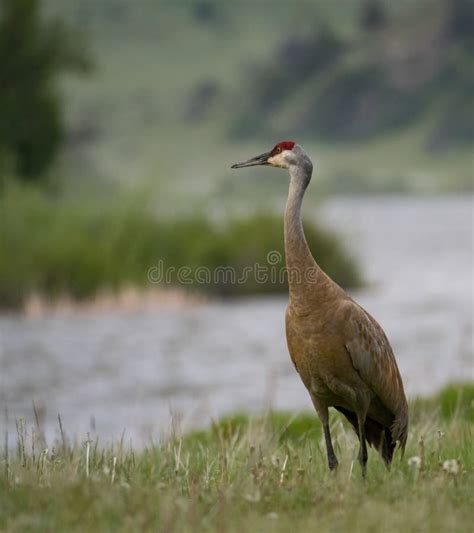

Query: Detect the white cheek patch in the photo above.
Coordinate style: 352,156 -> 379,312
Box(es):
268,152 -> 288,168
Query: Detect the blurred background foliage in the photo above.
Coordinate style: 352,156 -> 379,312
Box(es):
0,184 -> 360,307
0,0 -> 472,308
0,0 -> 91,180
232,0 -> 473,148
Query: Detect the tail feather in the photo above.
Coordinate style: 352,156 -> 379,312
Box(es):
391,408 -> 408,458
334,406 -> 396,466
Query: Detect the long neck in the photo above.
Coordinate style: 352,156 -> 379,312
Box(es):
284,166 -> 325,304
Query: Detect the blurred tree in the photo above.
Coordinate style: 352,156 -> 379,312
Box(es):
193,1 -> 218,23
360,0 -> 387,32
447,0 -> 474,48
0,0 -> 91,182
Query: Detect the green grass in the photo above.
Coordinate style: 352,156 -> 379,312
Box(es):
1,384 -> 473,532
0,182 -> 360,308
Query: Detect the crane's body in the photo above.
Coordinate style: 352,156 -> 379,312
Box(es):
232,141 -> 408,473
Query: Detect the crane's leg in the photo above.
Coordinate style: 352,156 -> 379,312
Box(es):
357,414 -> 368,477
323,422 -> 338,471
311,397 -> 338,470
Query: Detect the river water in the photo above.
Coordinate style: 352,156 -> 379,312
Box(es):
1,195 -> 472,445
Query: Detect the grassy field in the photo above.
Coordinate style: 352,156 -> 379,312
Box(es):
1,384 -> 472,532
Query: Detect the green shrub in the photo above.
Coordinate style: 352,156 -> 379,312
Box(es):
0,184 -> 361,308
439,383 -> 474,422
410,383 -> 474,423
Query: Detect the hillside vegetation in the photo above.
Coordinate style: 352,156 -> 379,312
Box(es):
232,1 -> 473,147
41,0 -> 473,195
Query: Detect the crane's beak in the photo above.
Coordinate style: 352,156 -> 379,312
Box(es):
231,151 -> 271,169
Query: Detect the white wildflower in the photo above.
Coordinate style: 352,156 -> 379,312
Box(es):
442,459 -> 460,475
244,490 -> 261,503
266,512 -> 279,520
408,456 -> 421,468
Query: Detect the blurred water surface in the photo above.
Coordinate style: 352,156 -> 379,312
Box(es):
1,195 -> 472,445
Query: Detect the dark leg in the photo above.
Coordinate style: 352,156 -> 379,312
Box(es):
357,415 -> 368,477
323,423 -> 339,471
311,397 -> 338,471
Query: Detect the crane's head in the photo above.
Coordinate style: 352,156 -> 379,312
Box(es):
231,141 -> 299,170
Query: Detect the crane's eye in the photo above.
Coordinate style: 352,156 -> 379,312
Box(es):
276,146 -> 281,153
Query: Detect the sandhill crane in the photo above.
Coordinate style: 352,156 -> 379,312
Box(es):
232,141 -> 408,474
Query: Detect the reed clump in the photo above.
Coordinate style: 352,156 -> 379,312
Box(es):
0,184 -> 360,309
